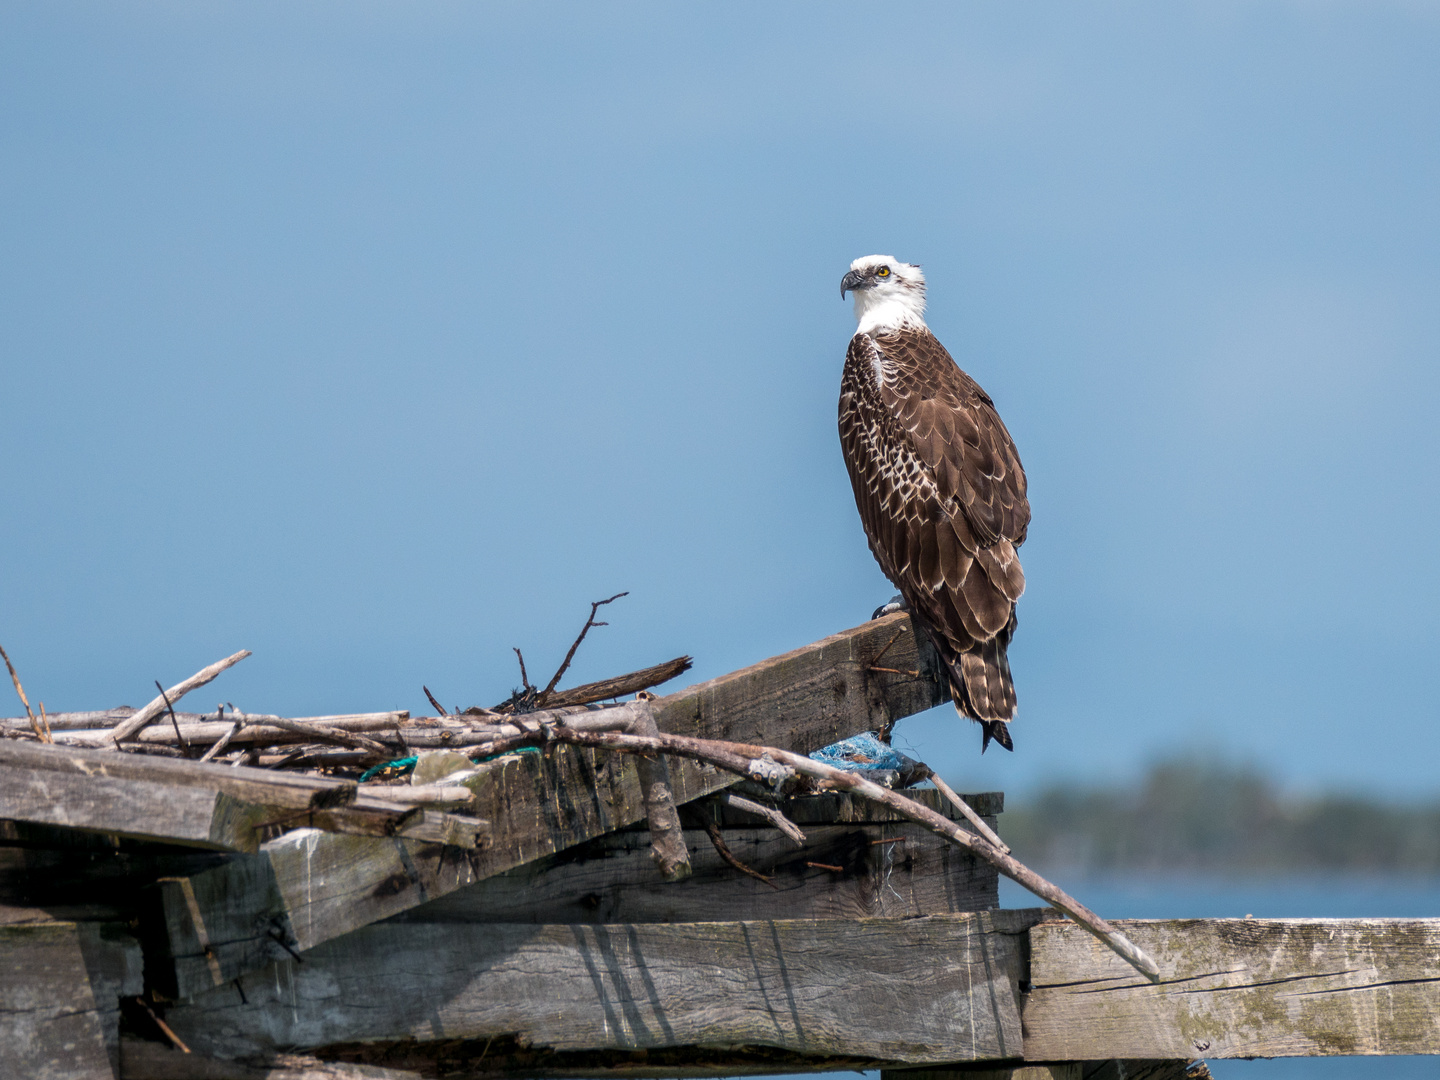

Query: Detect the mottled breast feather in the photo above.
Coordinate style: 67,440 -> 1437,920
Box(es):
838,326 -> 1029,743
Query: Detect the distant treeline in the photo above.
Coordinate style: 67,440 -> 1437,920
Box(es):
1001,758 -> 1440,874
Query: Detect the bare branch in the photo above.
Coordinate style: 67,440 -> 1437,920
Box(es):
921,765 -> 1009,853
0,643 -> 49,743
717,792 -> 806,847
536,591 -> 628,705
422,686 -> 448,716
156,680 -> 189,756
468,724 -> 1160,982
700,814 -> 777,889
246,717 -> 396,758
111,650 -> 252,745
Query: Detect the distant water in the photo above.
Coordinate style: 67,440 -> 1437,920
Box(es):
1000,872 -> 1440,1079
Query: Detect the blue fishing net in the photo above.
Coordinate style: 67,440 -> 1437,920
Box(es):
808,732 -> 911,772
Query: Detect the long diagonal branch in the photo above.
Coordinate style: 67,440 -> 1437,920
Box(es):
463,723 -> 1161,982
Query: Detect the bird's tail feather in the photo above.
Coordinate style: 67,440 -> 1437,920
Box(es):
931,614 -> 1019,753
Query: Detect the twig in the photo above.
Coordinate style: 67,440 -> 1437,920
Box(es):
156,681 -> 190,756
423,686 -> 448,716
870,836 -> 904,846
37,703 -> 52,743
111,650 -> 252,745
536,591 -> 628,705
0,643 -> 49,743
248,717 -> 395,757
717,791 -> 806,847
513,648 -> 533,694
197,720 -> 240,763
806,861 -> 844,872
134,997 -> 190,1054
701,815 -> 777,889
922,766 -> 1010,853
501,655 -> 691,711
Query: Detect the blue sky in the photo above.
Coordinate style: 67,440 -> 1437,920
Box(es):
3,2 -> 1438,799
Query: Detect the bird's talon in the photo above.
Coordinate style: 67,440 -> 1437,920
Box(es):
871,594 -> 907,620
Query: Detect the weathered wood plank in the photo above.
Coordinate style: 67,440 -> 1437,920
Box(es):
1023,917 -> 1440,1059
0,764 -> 274,851
157,615 -> 945,997
0,741 -> 356,806
162,912 -> 1035,1066
391,789 -> 1000,924
0,743 -> 485,853
0,919 -> 143,1080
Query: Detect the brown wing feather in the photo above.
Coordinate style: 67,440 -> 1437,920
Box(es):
838,328 -> 1029,738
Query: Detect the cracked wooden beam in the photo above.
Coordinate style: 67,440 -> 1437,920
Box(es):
1022,917 -> 1440,1060
160,911 -> 1037,1067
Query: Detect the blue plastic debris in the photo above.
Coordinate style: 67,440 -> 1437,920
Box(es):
809,732 -> 910,772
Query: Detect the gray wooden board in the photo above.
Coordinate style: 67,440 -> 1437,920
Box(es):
158,615 -> 947,998
163,912 -> 1036,1066
0,767 -> 295,853
0,743 -> 485,854
390,791 -> 999,924
0,742 -> 354,806
1023,917 -> 1440,1059
0,919 -> 144,1080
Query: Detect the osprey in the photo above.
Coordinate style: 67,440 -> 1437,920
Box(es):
838,255 -> 1029,751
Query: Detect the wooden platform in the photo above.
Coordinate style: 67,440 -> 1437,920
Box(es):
3,616 -> 1436,1078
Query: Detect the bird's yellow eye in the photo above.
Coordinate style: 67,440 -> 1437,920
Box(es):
876,266 -> 891,278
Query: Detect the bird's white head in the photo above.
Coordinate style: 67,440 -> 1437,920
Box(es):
841,255 -> 927,335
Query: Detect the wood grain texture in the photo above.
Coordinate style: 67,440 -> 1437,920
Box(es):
1023,917 -> 1440,1059
0,920 -> 143,1080
0,744 -> 484,854
392,790 -> 999,925
163,912 -> 1036,1066
157,616 -> 946,997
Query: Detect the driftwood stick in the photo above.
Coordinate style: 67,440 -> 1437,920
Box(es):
0,643 -> 49,743
503,727 -> 1159,982
921,766 -> 1010,853
111,650 -> 252,744
627,701 -> 692,881
156,680 -> 190,756
422,686 -> 448,716
248,717 -> 396,757
519,655 -> 692,710
197,720 -> 240,763
717,791 -> 806,846
356,783 -> 476,806
536,591 -> 629,705
53,711 -> 407,749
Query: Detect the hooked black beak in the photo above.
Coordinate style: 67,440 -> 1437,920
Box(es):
840,269 -> 871,298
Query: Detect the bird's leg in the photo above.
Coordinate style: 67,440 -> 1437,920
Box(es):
871,593 -> 908,620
